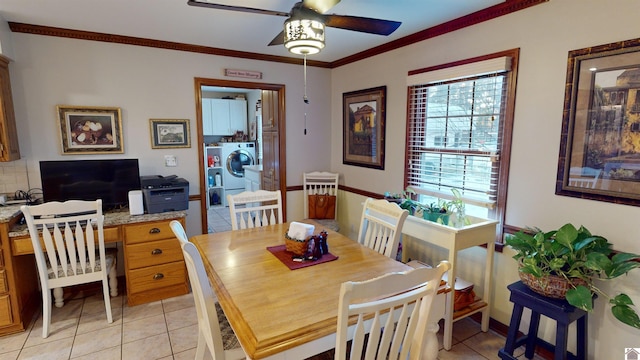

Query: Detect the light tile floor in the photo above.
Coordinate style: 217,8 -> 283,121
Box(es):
0,207 -> 543,359
207,206 -> 233,233
0,290 -> 541,360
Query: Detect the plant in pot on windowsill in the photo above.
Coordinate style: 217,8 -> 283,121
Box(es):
423,201 -> 451,224
505,223 -> 640,329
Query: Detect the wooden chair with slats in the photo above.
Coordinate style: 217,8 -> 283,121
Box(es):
169,220 -> 246,360
336,261 -> 450,360
21,199 -> 117,338
226,190 -> 283,230
357,198 -> 409,259
303,171 -> 340,232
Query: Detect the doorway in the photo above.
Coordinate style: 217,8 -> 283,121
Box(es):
195,78 -> 286,233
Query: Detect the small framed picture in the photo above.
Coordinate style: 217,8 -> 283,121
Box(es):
149,119 -> 191,149
57,105 -> 123,154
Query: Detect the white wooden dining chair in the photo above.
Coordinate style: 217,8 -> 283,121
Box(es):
303,171 -> 340,232
335,261 -> 450,360
21,199 -> 117,338
357,198 -> 409,259
169,220 -> 246,360
227,190 -> 283,230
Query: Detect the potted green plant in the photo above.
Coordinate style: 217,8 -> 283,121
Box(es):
505,223 -> 640,329
423,201 -> 451,224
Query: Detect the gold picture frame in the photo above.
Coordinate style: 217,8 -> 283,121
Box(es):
149,119 -> 191,149
57,105 -> 123,154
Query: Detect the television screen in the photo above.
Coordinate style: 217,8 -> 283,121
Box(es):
40,159 -> 141,210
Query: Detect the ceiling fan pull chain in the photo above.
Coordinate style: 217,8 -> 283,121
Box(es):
304,53 -> 309,135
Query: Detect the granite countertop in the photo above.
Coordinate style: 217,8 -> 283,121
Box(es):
1,205 -> 186,237
0,204 -> 23,223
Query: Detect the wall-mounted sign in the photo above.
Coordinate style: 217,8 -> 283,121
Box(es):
224,69 -> 263,79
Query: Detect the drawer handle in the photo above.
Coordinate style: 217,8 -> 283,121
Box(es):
151,249 -> 163,255
153,273 -> 164,280
149,228 -> 161,234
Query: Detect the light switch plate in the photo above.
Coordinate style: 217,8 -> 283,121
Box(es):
164,155 -> 177,167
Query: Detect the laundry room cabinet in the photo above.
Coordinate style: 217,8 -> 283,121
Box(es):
202,98 -> 247,136
204,146 -> 225,208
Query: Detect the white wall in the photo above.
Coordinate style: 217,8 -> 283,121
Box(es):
331,1 -> 640,358
7,33 -> 332,235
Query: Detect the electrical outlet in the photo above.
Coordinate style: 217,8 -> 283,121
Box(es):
164,155 -> 177,167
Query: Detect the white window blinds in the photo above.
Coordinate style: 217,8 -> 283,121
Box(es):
406,58 -> 511,209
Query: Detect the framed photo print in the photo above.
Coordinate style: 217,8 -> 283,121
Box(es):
343,86 -> 387,170
556,37 -> 640,206
149,119 -> 191,149
57,105 -> 123,154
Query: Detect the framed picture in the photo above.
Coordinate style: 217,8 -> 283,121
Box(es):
57,105 -> 123,154
149,119 -> 191,149
343,86 -> 386,170
556,37 -> 640,206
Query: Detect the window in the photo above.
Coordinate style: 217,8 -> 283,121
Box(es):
405,49 -> 519,243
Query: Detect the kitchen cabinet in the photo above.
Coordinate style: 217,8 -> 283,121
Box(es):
261,89 -> 279,132
0,213 -> 38,336
202,98 -> 247,136
0,55 -> 20,162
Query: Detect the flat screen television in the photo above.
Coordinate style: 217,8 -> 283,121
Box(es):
40,159 -> 141,210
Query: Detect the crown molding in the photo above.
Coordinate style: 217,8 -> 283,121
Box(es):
329,0 -> 548,68
9,0 -> 548,69
7,22 -> 332,69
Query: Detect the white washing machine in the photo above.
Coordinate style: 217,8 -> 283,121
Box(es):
220,142 -> 256,195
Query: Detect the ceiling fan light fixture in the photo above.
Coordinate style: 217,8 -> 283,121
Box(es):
284,18 -> 325,55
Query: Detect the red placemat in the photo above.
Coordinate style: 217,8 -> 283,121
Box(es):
267,245 -> 339,270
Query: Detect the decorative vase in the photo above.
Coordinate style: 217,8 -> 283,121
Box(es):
518,270 -> 589,299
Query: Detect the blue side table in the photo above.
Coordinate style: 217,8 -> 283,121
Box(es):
498,281 -> 589,360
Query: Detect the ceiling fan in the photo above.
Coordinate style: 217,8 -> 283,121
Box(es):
187,0 -> 401,55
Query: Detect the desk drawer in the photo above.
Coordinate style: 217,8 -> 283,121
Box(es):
0,295 -> 12,327
127,261 -> 186,294
125,221 -> 174,245
12,227 -> 120,256
0,269 -> 7,293
126,239 -> 183,269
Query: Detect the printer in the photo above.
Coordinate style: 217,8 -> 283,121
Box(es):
140,175 -> 189,214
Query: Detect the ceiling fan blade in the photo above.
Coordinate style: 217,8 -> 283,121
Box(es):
268,30 -> 285,46
301,0 -> 340,14
187,0 -> 290,17
324,14 -> 401,36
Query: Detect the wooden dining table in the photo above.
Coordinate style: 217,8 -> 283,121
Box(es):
190,221 -> 427,360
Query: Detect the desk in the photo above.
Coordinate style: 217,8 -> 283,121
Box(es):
0,207 -> 188,336
192,222 -> 441,360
